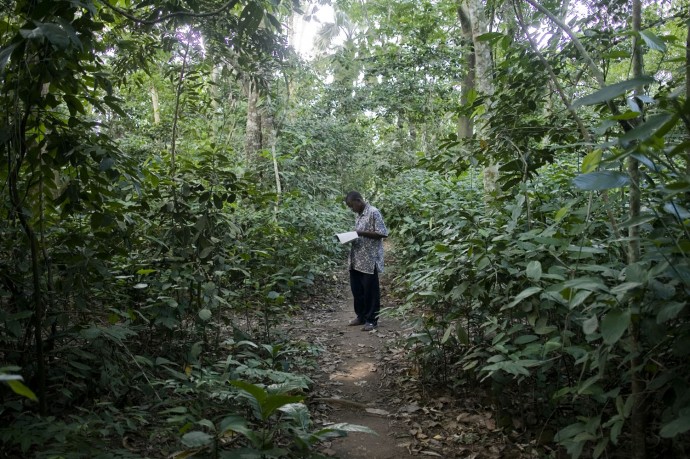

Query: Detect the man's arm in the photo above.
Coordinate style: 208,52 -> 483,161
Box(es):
356,230 -> 387,239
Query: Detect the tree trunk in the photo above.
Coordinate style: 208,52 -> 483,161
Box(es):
245,79 -> 262,160
629,0 -> 646,457
150,85 -> 161,124
465,0 -> 493,97
461,0 -> 496,199
457,4 -> 475,139
686,22 -> 690,175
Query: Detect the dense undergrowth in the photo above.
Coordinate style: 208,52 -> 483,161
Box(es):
0,178 -> 364,457
379,160 -> 690,457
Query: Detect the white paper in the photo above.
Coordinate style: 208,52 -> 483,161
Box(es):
334,231 -> 358,244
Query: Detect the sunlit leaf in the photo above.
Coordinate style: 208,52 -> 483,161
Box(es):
639,30 -> 667,52
7,380 -> 38,401
581,150 -> 602,174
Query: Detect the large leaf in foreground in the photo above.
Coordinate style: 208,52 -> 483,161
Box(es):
573,171 -> 630,190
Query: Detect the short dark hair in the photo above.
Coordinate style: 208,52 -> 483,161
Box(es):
345,191 -> 363,203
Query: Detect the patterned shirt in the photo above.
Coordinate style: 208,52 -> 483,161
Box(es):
349,203 -> 388,274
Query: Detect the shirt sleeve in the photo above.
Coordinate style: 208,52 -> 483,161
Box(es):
372,210 -> 389,237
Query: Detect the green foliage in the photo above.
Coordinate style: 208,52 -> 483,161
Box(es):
383,144 -> 690,456
0,0 -> 354,456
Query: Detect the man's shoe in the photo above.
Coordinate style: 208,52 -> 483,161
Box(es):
362,323 -> 377,331
348,318 -> 364,326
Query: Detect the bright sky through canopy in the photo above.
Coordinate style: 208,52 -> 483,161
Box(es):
292,5 -> 335,59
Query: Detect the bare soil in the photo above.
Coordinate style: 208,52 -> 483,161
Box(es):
290,267 -> 535,459
293,275 -> 415,458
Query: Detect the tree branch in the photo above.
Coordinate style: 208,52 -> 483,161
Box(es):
521,0 -> 633,132
98,0 -> 240,25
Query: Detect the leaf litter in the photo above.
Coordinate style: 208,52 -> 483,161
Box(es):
288,268 -> 540,458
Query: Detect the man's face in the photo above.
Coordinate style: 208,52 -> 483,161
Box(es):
346,199 -> 365,213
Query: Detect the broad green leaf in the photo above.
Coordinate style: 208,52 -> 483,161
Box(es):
663,202 -> 690,220
573,171 -> 630,190
619,214 -> 656,228
526,261 -> 542,281
600,310 -> 631,345
0,43 -> 18,73
181,431 -> 213,448
476,32 -> 505,43
238,3 -> 264,37
562,277 -> 608,292
456,324 -> 469,345
441,324 -> 453,344
619,114 -> 673,144
582,315 -> 598,335
278,403 -> 311,430
660,411 -> 690,438
639,30 -> 667,52
502,286 -> 542,310
231,380 -> 267,403
482,360 -> 532,377
260,394 -> 304,420
610,282 -> 643,295
569,290 -> 592,309
555,206 -> 570,222
572,76 -> 655,108
198,309 -> 212,321
7,380 -> 38,401
581,150 -> 602,174
555,422 -> 586,441
593,437 -> 609,458
514,334 -> 539,345
657,302 -> 685,323
219,415 -> 252,437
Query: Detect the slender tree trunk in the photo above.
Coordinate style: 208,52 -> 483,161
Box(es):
171,38 -> 192,175
686,23 -> 690,175
245,80 -> 262,160
462,0 -> 496,199
457,4 -> 475,139
629,1 -> 645,457
8,132 -> 47,415
151,85 -> 161,124
465,0 -> 493,97
263,112 -> 282,203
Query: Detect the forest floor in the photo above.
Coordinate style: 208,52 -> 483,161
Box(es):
288,253 -> 538,459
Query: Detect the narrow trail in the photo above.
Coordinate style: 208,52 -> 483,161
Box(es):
288,256 -> 528,458
294,272 -> 415,458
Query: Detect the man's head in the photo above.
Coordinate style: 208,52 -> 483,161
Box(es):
345,191 -> 366,213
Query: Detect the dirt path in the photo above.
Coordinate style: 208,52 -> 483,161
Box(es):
292,272 -> 415,458
289,265 -> 528,459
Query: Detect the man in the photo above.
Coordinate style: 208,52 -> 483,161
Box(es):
345,191 -> 389,331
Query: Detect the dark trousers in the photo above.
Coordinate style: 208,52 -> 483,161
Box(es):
349,268 -> 380,325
